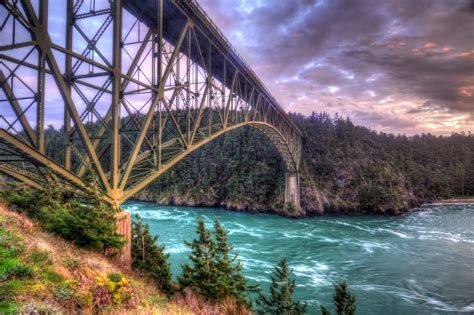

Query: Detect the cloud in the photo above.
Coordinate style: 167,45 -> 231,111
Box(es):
198,0 -> 474,135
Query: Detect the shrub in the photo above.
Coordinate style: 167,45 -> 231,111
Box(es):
0,279 -> 26,301
1,189 -> 125,253
54,280 -> 82,309
107,272 -> 123,283
28,249 -> 52,264
35,202 -> 124,252
93,273 -> 138,308
43,269 -> 64,283
64,257 -> 81,271
0,259 -> 34,280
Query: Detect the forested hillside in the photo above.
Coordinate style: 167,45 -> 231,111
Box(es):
23,111 -> 474,216
139,112 -> 473,216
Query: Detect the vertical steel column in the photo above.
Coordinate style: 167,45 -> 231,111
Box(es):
36,0 -> 48,153
157,0 -> 163,169
186,26 -> 191,145
207,41 -> 212,137
64,0 -> 73,170
111,0 -> 122,204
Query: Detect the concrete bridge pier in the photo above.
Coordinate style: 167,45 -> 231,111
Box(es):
284,172 -> 301,209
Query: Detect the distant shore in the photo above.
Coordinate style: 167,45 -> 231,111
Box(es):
428,198 -> 474,205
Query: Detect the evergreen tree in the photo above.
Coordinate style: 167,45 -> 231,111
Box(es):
178,217 -> 220,300
320,281 -> 356,315
131,214 -> 173,294
214,218 -> 250,305
256,258 -> 307,315
333,281 -> 356,315
179,217 -> 252,305
321,305 -> 331,315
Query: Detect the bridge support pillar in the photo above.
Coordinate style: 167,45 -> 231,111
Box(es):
284,172 -> 301,209
114,211 -> 132,267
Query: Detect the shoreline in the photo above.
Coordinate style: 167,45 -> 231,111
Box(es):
425,198 -> 474,205
128,196 -> 473,218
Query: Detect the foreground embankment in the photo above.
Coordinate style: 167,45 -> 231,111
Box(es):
0,204 -> 187,314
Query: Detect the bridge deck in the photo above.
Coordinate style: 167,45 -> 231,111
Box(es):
123,0 -> 303,136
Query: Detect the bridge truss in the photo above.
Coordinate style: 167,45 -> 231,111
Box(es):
0,0 -> 303,208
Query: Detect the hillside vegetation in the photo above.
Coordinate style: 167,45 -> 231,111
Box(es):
32,111 -> 473,216
0,204 -> 187,314
140,112 -> 473,216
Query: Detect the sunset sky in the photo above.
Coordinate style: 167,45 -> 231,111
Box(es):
199,0 -> 474,135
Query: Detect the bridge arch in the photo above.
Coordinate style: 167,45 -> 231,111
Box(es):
118,121 -> 301,204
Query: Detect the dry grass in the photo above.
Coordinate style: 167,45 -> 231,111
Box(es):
0,204 -> 192,314
172,288 -> 252,315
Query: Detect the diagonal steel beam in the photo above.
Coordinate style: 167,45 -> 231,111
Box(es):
19,0 -> 112,193
0,71 -> 36,146
0,162 -> 43,190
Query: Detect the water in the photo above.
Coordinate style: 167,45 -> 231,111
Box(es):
122,202 -> 474,314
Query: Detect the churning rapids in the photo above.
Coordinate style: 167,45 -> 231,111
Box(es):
122,202 -> 474,314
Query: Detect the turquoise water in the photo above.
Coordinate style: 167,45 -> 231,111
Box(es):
122,202 -> 474,314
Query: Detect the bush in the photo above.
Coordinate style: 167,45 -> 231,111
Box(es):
28,249 -> 52,264
34,202 -> 124,252
0,279 -> 26,301
1,190 -> 125,253
54,280 -> 82,309
93,273 -> 138,308
0,258 -> 34,280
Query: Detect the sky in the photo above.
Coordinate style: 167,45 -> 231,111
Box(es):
198,0 -> 474,135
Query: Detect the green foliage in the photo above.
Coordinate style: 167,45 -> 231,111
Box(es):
64,257 -> 81,271
146,126 -> 286,209
28,249 -> 53,265
131,214 -> 173,294
320,281 -> 356,315
213,218 -> 250,305
179,217 -> 218,299
179,217 -> 250,305
0,279 -> 25,302
321,305 -> 331,315
107,272 -> 123,283
30,113 -> 473,215
43,269 -> 64,283
1,189 -> 124,252
0,258 -> 34,280
256,258 -> 307,315
54,280 -> 81,308
94,273 -> 137,307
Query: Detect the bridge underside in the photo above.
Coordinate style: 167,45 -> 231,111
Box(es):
0,0 -> 303,208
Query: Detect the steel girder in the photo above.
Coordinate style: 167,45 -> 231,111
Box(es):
0,0 -> 303,208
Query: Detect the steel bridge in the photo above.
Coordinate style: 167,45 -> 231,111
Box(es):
0,0 -> 303,209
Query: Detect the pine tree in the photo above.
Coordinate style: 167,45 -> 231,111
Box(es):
178,217 -> 220,300
131,214 -> 173,294
321,305 -> 331,315
256,258 -> 307,315
213,218 -> 250,305
320,281 -> 356,315
333,281 -> 356,315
